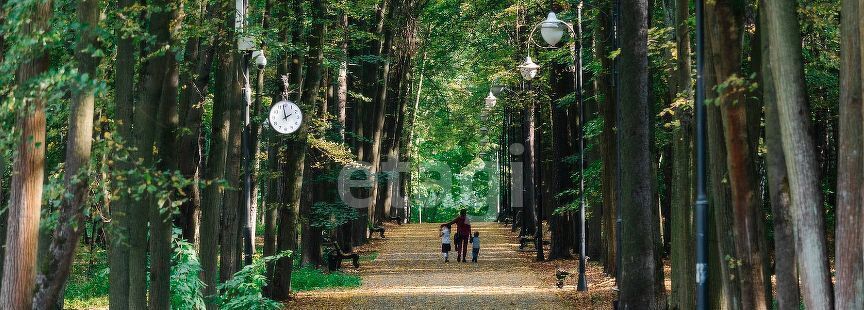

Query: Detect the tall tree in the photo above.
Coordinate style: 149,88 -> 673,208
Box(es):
367,0 -> 396,226
764,0 -> 834,308
219,51 -> 244,282
175,0 -> 217,243
548,60 -> 573,260
273,0 -> 327,298
703,21 -> 742,309
199,1 -> 235,307
32,0 -> 101,306
595,0 -> 617,275
149,0 -> 183,306
759,2 -> 800,308
669,0 -> 694,308
836,0 -> 864,308
617,0 -> 660,307
109,0 -> 138,305
705,1 -> 770,308
0,0 -> 52,307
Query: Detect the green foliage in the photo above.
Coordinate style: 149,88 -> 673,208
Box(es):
214,251 -> 291,310
311,201 -> 359,231
290,267 -> 361,292
62,248 -> 110,309
171,231 -> 206,310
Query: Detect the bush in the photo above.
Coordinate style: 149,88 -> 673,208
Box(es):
171,235 -> 206,309
215,251 -> 291,310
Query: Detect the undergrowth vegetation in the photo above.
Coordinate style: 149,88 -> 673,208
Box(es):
63,240 -> 362,308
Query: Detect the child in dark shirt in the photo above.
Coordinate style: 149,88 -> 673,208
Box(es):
470,231 -> 480,263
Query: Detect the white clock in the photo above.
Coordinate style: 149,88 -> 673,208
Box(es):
269,100 -> 302,134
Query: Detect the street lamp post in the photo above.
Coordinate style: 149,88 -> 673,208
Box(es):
241,51 -> 254,266
528,3 -> 588,291
236,0 -> 265,267
236,0 -> 254,267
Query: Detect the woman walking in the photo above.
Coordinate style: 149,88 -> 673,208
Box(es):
447,209 -> 472,262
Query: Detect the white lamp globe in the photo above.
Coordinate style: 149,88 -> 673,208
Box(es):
252,50 -> 267,68
518,56 -> 540,81
485,91 -> 498,108
540,12 -> 565,46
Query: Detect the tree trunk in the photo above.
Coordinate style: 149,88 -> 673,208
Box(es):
300,174 -> 320,267
617,0 -> 660,307
596,0 -> 617,276
367,2 -> 396,226
0,0 -> 52,307
764,0 -> 834,308
760,6 -> 800,306
669,1 -> 694,308
200,2 -> 234,307
262,133 -> 281,275
334,10 -> 354,251
705,1 -> 770,308
273,0 -> 325,297
0,0 -> 5,289
836,0 -> 864,308
548,56 -> 573,260
149,4 -> 183,307
702,8 -> 742,310
109,0 -> 137,305
669,119 -> 694,310
219,50 -> 244,282
176,0 -> 216,244
0,150 -> 6,294
128,0 -> 180,306
32,0 -> 101,306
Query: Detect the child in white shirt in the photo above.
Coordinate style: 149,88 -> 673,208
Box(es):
440,224 -> 452,262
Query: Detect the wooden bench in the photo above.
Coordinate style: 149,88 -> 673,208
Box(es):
324,240 -> 359,272
369,225 -> 386,239
555,267 -> 571,288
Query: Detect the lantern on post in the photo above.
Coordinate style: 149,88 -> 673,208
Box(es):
540,12 -> 566,46
518,56 -> 540,81
485,91 -> 498,109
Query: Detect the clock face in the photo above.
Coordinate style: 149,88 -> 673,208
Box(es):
269,100 -> 303,134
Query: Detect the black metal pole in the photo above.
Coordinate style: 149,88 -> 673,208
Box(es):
694,0 -> 708,308
576,0 -> 588,292
242,51 -> 254,266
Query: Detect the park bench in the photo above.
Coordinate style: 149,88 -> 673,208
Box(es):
555,267 -> 571,288
499,212 -> 513,224
323,238 -> 360,272
369,224 -> 386,239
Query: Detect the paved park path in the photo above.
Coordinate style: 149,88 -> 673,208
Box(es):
289,222 -> 574,309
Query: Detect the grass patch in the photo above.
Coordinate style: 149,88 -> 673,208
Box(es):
359,251 -> 379,262
63,247 -> 110,309
290,267 -> 361,292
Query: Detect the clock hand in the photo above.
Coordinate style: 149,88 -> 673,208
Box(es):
282,105 -> 289,118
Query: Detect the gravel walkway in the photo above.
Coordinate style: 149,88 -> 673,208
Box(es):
289,222 -> 573,309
